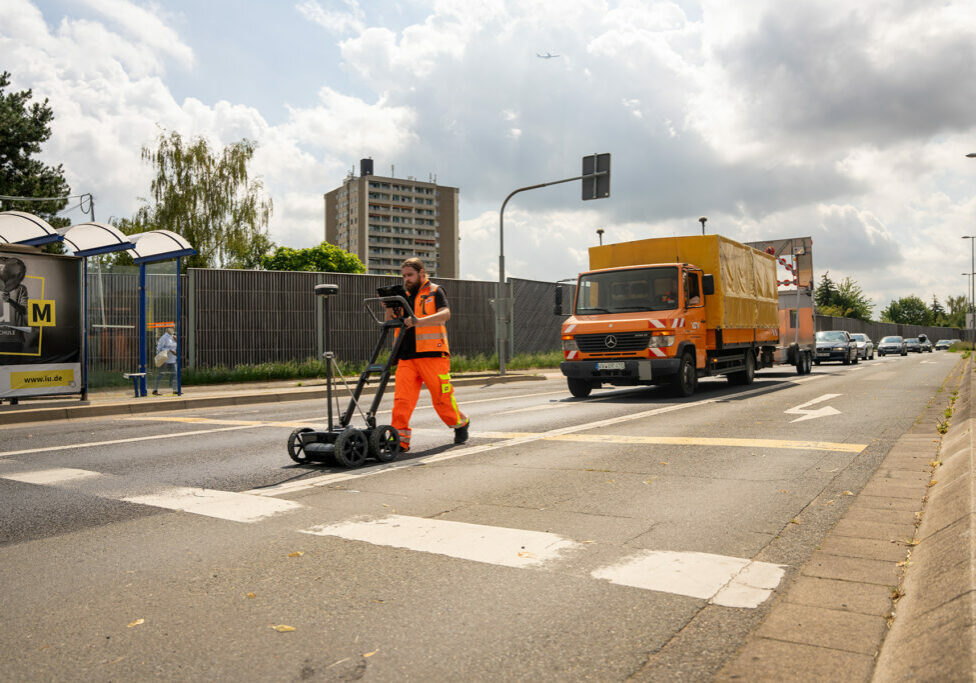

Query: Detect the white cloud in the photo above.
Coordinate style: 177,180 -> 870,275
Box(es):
76,0 -> 194,70
295,0 -> 365,36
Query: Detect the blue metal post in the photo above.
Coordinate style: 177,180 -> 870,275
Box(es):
81,258 -> 88,401
138,263 -> 147,397
175,257 -> 182,396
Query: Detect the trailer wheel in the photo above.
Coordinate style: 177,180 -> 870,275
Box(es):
671,352 -> 697,397
287,428 -> 315,465
335,428 -> 369,467
728,350 -> 756,385
568,378 -> 593,398
370,425 -> 401,463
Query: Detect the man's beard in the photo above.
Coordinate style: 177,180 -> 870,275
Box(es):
405,280 -> 420,296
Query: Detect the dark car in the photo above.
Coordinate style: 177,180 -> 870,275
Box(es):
877,335 -> 907,356
905,337 -> 922,353
850,333 -> 874,360
815,330 -> 858,365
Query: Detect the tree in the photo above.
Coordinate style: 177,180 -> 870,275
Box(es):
814,271 -> 837,309
0,71 -> 71,229
121,131 -> 274,269
881,295 -> 931,325
945,295 -> 968,329
260,242 -> 365,273
814,271 -> 873,321
929,296 -> 947,326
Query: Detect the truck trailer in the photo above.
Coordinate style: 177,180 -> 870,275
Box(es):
557,234 -> 815,397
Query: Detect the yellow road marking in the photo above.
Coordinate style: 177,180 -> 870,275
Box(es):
124,419 -> 865,454
476,431 -> 864,453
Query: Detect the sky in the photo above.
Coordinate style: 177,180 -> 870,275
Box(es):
4,0 -> 976,314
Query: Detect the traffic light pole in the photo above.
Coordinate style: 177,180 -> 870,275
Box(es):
497,169 -> 608,375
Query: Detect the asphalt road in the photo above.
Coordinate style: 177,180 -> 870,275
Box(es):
0,351 -> 959,681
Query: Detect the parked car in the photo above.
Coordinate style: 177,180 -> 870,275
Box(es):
878,335 -> 908,356
905,337 -> 922,353
815,330 -> 858,365
935,339 -> 953,350
850,333 -> 874,360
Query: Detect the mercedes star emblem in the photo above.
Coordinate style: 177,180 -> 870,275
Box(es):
604,334 -> 618,348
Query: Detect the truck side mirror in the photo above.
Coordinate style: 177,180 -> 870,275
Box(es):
702,274 -> 715,295
554,286 -> 563,315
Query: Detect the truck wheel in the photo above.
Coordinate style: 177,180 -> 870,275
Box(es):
795,351 -> 810,375
568,378 -> 593,398
671,352 -> 697,397
729,350 -> 756,385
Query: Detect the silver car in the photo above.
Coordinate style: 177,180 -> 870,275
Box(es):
878,336 -> 907,356
850,333 -> 874,360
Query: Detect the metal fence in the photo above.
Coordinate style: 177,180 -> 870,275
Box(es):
83,267 -> 973,384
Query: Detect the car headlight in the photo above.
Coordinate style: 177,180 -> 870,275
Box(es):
648,332 -> 675,348
561,336 -> 578,351
834,346 -> 846,351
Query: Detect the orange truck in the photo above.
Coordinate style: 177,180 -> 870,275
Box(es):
557,234 -> 815,397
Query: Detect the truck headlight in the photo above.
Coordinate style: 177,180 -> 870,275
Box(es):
561,336 -> 578,351
649,332 -> 675,348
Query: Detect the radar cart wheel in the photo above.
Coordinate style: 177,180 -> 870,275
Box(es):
370,425 -> 401,462
287,428 -> 315,464
335,428 -> 369,467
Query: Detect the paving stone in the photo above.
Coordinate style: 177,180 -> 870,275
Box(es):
852,495 -> 921,512
920,477 -> 972,538
843,504 -> 918,527
784,576 -> 893,616
830,518 -> 917,542
819,535 -> 909,563
872,469 -> 930,483
860,481 -> 926,500
754,603 -> 886,655
716,637 -> 874,682
802,552 -> 899,586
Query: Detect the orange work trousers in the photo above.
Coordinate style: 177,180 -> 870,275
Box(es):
392,356 -> 468,451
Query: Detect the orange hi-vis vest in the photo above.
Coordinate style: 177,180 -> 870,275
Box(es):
395,280 -> 450,355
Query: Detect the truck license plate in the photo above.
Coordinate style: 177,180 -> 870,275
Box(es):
597,362 -> 625,370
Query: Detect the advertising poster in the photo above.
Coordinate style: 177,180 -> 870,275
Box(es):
0,248 -> 83,398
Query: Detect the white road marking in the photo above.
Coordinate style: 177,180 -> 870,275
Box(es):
591,550 -> 786,608
0,424 -> 268,459
247,378 -> 824,497
498,403 -> 575,415
2,467 -> 101,485
123,486 -> 303,523
301,515 -> 578,568
784,393 -> 842,423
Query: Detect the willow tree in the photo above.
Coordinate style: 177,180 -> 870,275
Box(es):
125,131 -> 274,269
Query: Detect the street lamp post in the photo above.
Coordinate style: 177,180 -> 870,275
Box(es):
596,228 -> 604,245
699,216 -> 708,235
964,236 -> 976,330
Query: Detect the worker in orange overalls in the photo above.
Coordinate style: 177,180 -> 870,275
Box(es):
386,257 -> 469,452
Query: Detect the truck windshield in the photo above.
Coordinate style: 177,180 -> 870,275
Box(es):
575,267 -> 679,314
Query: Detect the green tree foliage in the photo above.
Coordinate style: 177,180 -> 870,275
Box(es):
881,295 -> 932,325
120,131 -> 274,269
929,296 -> 947,326
945,295 -> 968,329
814,271 -> 873,321
260,242 -> 365,273
0,71 -> 71,229
814,272 -> 837,308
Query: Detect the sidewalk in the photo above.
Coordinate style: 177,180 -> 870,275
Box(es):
0,371 -> 548,426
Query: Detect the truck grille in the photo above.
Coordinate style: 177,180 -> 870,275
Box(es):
575,332 -> 650,352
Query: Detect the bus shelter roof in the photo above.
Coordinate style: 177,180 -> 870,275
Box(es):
0,211 -> 63,247
127,230 -> 195,264
61,222 -> 135,257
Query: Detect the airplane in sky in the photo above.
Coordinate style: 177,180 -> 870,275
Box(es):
536,52 -> 560,59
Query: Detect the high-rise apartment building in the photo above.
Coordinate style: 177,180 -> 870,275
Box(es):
324,159 -> 459,278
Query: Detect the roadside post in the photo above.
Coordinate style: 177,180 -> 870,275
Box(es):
497,153 -> 611,374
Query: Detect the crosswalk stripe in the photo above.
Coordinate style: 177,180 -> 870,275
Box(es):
591,550 -> 786,608
122,487 -> 303,523
301,515 -> 579,569
1,467 -> 102,485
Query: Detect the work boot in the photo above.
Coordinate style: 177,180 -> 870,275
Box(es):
454,420 -> 470,444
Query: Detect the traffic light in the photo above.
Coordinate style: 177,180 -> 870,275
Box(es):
581,153 -> 610,200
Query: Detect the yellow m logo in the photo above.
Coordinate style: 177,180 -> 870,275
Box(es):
28,299 -> 56,327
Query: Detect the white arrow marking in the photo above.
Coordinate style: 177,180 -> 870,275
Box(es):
785,393 -> 842,423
